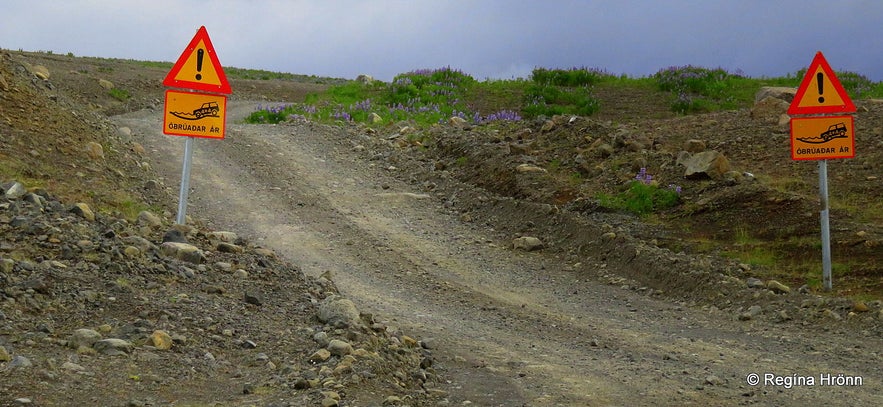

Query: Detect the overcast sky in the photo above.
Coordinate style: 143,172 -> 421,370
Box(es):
3,1 -> 883,82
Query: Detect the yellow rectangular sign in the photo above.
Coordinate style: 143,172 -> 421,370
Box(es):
163,90 -> 226,139
790,115 -> 854,160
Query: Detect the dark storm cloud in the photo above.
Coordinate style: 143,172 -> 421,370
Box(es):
2,1 -> 882,81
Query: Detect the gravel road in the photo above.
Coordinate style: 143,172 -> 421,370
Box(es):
115,102 -> 881,406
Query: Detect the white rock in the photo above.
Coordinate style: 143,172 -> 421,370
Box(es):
318,297 -> 360,327
327,339 -> 353,356
513,236 -> 544,251
69,328 -> 102,349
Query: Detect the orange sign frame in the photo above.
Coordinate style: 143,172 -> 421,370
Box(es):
163,90 -> 227,139
790,115 -> 854,160
163,26 -> 231,94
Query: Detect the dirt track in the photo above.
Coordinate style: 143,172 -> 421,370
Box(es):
115,103 -> 882,406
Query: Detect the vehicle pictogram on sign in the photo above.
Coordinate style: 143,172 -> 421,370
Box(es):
787,52 -> 855,115
170,101 -> 221,121
790,115 -> 854,160
163,26 -> 231,94
795,122 -> 848,144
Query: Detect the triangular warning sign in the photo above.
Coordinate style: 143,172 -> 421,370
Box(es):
788,52 -> 854,115
163,26 -> 231,94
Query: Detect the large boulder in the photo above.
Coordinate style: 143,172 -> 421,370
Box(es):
680,150 -> 731,180
751,96 -> 790,123
318,296 -> 361,328
754,86 -> 796,103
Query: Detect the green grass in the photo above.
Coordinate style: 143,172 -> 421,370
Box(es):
597,181 -> 681,215
242,64 -> 883,127
108,88 -> 130,101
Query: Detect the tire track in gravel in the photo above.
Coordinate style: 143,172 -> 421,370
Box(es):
116,103 -> 882,406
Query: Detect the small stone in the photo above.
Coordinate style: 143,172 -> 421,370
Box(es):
449,116 -> 467,126
705,375 -> 724,386
137,211 -> 163,228
310,349 -> 331,363
400,335 -> 418,348
3,181 -> 26,199
684,139 -> 706,153
123,246 -> 141,258
93,338 -> 134,355
766,280 -> 790,294
512,236 -> 544,251
776,310 -> 792,322
70,203 -> 95,221
9,355 -> 33,369
253,247 -> 276,257
162,229 -> 188,244
321,398 -> 339,407
515,164 -> 547,173
85,142 -> 104,160
69,328 -> 102,349
318,297 -> 361,328
746,278 -> 765,289
217,242 -> 244,253
244,291 -> 263,306
327,339 -> 353,357
32,65 -> 50,80
160,242 -> 204,264
852,301 -> 869,312
149,330 -> 173,350
314,331 -> 330,347
0,258 -> 14,274
98,78 -> 114,89
739,305 -> 762,321
131,143 -> 145,156
383,396 -> 403,406
61,361 -> 86,372
207,231 -> 238,243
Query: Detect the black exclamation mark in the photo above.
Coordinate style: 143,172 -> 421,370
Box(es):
195,49 -> 204,81
817,72 -> 825,103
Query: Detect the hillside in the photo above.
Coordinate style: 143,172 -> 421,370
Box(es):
2,50 -> 882,406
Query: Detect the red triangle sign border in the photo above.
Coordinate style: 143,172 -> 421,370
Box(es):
163,26 -> 231,94
787,51 -> 854,115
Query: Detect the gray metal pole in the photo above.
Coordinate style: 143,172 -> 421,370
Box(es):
819,159 -> 832,291
176,137 -> 195,225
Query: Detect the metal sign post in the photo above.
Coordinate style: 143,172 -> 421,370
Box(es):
163,26 -> 231,225
788,51 -> 856,292
818,160 -> 832,291
175,137 -> 195,224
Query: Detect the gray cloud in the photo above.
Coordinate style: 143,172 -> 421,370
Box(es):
2,0 -> 882,81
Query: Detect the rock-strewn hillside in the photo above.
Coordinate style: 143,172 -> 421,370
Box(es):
1,51 -> 440,406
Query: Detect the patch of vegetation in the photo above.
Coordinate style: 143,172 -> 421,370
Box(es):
108,88 -> 130,101
243,63 -> 883,126
597,168 -> 681,215
653,66 -> 752,113
522,67 -> 606,118
246,66 -> 524,127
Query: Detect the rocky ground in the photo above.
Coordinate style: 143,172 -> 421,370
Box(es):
1,50 -> 882,406
1,53 -> 439,406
